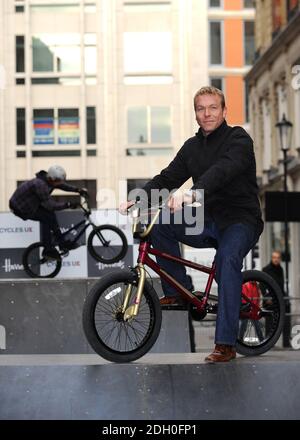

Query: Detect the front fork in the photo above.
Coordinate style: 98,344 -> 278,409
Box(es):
123,263 -> 146,321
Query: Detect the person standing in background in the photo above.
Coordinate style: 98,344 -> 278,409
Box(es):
263,251 -> 290,347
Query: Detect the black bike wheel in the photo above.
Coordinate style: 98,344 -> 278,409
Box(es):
236,270 -> 285,356
87,225 -> 128,264
22,242 -> 62,278
82,270 -> 162,363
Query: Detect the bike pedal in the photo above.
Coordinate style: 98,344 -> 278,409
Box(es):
42,255 -> 61,262
160,304 -> 188,311
192,291 -> 205,299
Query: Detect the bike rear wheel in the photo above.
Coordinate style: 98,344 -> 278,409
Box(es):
236,270 -> 285,356
22,242 -> 62,278
87,225 -> 128,264
82,270 -> 162,363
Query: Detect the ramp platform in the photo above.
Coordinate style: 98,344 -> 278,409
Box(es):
0,279 -> 191,354
0,351 -> 300,420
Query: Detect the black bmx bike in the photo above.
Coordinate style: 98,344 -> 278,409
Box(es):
22,195 -> 128,278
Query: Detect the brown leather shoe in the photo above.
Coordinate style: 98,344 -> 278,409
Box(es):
205,344 -> 236,363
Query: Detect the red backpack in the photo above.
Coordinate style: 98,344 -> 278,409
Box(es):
242,281 -> 261,306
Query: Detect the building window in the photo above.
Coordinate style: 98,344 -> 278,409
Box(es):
16,108 -> 26,145
16,78 -> 25,85
209,21 -> 223,65
127,106 -> 171,144
31,78 -> 60,85
32,36 -> 54,72
30,3 -> 96,13
32,34 -> 96,74
31,77 -> 96,85
33,109 -> 54,145
151,107 -> 171,143
210,77 -> 224,91
32,108 -> 80,145
127,179 -> 150,195
287,0 -> 299,20
84,34 -> 97,75
15,5 -> 25,13
244,21 -> 255,65
16,36 -> 25,73
294,86 -> 300,150
243,0 -> 255,8
32,150 -> 81,157
276,84 -> 289,131
124,32 -> 172,83
272,0 -> 283,37
128,107 -> 147,143
262,99 -> 271,171
86,107 -> 96,144
209,0 -> 222,7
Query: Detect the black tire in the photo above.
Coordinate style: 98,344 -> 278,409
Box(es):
236,270 -> 285,356
87,225 -> 128,264
22,242 -> 62,278
82,270 -> 162,363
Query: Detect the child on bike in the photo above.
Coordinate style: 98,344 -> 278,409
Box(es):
9,165 -> 88,260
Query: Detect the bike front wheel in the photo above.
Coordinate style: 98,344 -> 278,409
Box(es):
236,270 -> 285,356
82,270 -> 162,363
22,242 -> 62,278
87,225 -> 128,264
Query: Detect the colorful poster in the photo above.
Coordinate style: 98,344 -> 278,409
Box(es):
33,118 -> 54,144
58,117 -> 79,144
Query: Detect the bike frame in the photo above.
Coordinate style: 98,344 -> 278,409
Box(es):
55,198 -> 104,246
60,217 -> 91,244
130,239 -> 260,319
137,240 -> 215,312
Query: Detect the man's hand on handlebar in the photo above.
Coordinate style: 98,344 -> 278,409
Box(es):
119,190 -> 199,215
167,190 -> 195,213
119,200 -> 135,215
78,188 -> 88,197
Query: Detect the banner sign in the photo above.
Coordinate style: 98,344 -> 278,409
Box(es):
0,210 -> 134,279
33,118 -> 54,144
58,117 -> 79,144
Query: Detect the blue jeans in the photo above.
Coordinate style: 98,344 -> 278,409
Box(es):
150,208 -> 261,346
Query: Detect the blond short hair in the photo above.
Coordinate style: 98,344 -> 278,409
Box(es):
194,86 -> 226,110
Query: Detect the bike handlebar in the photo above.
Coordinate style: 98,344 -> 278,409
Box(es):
79,194 -> 91,216
130,199 -> 164,239
129,195 -> 198,238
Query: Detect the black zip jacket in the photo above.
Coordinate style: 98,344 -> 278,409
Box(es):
141,120 -> 264,232
262,262 -> 284,293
